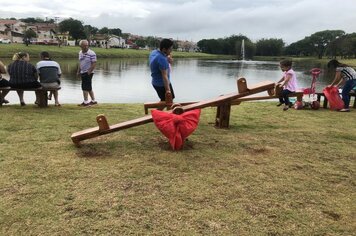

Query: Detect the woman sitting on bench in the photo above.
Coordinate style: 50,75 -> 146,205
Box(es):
7,52 -> 41,106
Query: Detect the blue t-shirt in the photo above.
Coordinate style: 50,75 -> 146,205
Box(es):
149,49 -> 170,87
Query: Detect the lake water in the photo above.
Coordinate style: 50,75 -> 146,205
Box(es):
1,58 -> 333,104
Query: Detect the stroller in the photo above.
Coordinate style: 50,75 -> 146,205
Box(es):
301,68 -> 322,110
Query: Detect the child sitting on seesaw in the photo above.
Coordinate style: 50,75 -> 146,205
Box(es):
276,59 -> 298,111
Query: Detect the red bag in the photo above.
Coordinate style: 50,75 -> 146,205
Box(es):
151,109 -> 201,150
323,86 -> 344,110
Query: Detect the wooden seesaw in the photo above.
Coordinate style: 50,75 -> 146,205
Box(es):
71,78 -> 275,147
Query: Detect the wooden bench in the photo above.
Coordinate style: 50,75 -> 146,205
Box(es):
316,91 -> 356,109
0,87 -> 61,108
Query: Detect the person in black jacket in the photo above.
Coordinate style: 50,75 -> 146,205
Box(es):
8,52 -> 41,106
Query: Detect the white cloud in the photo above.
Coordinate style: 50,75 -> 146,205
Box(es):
0,0 -> 355,43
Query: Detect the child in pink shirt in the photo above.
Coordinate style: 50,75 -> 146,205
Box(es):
276,59 -> 298,111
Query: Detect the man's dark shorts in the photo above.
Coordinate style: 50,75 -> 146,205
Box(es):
153,83 -> 175,101
81,72 -> 93,91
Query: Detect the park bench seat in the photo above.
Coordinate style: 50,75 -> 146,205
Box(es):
0,87 -> 61,108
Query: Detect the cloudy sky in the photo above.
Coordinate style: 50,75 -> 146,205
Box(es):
1,0 -> 356,44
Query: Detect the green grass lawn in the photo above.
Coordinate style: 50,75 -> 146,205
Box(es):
0,43 -> 230,59
0,102 -> 355,235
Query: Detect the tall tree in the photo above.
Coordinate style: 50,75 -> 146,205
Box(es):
58,18 -> 86,43
23,29 -> 37,39
145,36 -> 160,48
197,34 -> 254,58
20,17 -> 43,23
309,30 -> 345,59
256,38 -> 285,56
225,34 -> 250,56
285,37 -> 314,56
20,17 -> 54,23
135,38 -> 146,48
331,33 -> 356,58
98,27 -> 110,35
110,28 -> 122,36
84,25 -> 98,40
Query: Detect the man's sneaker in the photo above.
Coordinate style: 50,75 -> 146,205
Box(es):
78,102 -> 91,107
339,108 -> 350,112
276,102 -> 283,107
89,101 -> 98,105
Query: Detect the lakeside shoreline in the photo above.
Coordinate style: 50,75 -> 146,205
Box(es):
1,44 -> 356,67
0,44 -> 232,59
0,43 -> 356,67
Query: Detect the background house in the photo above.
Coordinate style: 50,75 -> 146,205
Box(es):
108,35 -> 125,48
0,20 -> 60,44
0,20 -> 26,43
90,34 -> 126,48
26,23 -> 58,45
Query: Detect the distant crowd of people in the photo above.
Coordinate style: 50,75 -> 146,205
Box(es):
1,38 -> 355,113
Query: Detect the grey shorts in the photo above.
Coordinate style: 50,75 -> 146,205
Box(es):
41,82 -> 60,89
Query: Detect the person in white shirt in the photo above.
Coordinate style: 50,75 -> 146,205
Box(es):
36,51 -> 61,106
77,40 -> 97,107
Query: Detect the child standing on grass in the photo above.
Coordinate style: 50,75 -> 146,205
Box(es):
276,59 -> 298,111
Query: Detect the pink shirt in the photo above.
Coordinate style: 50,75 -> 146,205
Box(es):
283,69 -> 298,92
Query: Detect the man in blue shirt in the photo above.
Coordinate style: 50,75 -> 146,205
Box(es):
149,39 -> 175,101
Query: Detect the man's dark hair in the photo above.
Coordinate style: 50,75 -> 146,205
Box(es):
40,51 -> 50,59
159,39 -> 173,50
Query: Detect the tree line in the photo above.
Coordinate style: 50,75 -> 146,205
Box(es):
8,17 -> 123,43
7,17 -> 356,58
13,17 -> 165,48
197,30 -> 356,59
